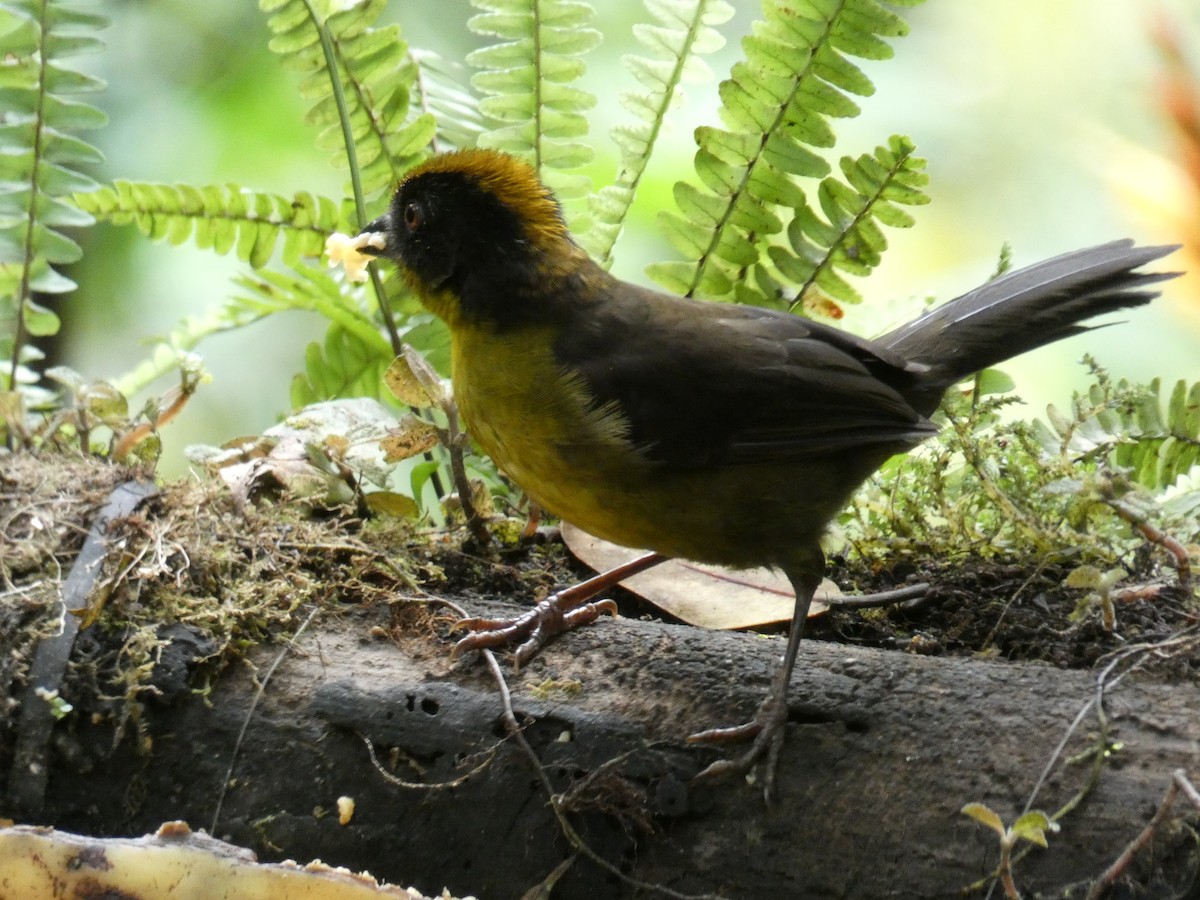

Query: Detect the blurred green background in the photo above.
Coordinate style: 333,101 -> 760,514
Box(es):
58,0 -> 1200,477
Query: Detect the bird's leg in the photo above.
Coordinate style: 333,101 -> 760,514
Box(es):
451,552 -> 668,669
689,564 -> 820,804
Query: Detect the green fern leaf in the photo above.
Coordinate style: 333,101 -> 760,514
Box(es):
410,49 -> 486,152
467,0 -> 601,228
1110,379 -> 1200,490
73,182 -> 345,269
0,0 -> 106,390
1042,372 -> 1200,492
293,322 -> 393,407
260,0 -> 435,197
647,0 -> 927,308
113,297 -> 285,398
113,263 -> 390,398
769,135 -> 928,308
584,0 -> 734,266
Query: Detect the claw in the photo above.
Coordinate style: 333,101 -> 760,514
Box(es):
688,667 -> 791,803
450,613 -> 535,659
446,554 -> 663,669
449,595 -> 619,669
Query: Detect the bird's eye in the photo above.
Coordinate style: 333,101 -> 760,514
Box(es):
403,201 -> 424,232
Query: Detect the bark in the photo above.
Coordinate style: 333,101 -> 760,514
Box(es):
11,597 -> 1200,900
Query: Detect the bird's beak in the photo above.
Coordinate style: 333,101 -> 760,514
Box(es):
356,213 -> 393,256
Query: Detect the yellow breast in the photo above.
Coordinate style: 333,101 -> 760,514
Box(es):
450,322 -> 651,542
446,317 -> 810,569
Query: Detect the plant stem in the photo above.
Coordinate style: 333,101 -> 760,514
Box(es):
7,0 -> 52,404
998,835 -> 1021,900
300,0 -> 401,352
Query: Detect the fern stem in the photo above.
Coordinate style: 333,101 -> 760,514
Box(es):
596,1 -> 715,265
788,139 -> 917,313
532,0 -> 543,172
686,0 -> 844,299
299,0 -> 402,354
8,0 -> 51,391
620,12 -> 697,203
410,54 -> 444,156
301,0 -> 365,218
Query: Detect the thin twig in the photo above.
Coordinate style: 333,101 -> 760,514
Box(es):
210,604 -> 321,834
451,607 -> 724,900
1085,769 -> 1200,900
442,402 -> 492,547
976,633 -> 1194,899
824,582 -> 930,609
980,558 -> 1054,655
1099,492 -> 1192,590
360,731 -> 496,790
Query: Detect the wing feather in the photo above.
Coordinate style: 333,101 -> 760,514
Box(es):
554,283 -> 937,469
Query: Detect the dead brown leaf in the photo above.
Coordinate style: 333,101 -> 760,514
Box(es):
560,522 -> 834,630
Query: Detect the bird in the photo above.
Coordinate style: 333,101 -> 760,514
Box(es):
349,147 -> 1177,801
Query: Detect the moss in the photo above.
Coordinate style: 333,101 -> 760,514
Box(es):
0,452 -> 428,747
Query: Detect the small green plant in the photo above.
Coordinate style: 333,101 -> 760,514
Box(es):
0,0 -> 107,408
843,361 -> 1200,610
1064,564 -> 1128,632
962,802 -> 1059,900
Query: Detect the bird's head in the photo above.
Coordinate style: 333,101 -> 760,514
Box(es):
359,149 -> 584,327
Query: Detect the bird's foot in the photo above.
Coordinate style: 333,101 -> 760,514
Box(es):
450,592 -> 618,670
449,552 -> 666,670
688,670 -> 791,804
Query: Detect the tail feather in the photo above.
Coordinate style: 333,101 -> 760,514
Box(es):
883,240 -> 1179,413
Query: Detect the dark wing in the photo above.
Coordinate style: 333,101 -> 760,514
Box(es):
555,282 -> 939,469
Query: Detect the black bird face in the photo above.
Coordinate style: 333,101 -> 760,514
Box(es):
358,149 -> 569,302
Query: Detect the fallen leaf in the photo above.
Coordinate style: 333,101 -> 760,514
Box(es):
560,522 -> 835,630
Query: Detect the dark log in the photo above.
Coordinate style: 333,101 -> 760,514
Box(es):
13,598 -> 1200,899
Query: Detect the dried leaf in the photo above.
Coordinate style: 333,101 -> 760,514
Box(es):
384,347 -> 448,410
0,821 -> 471,898
960,802 -> 1006,837
364,491 -> 420,519
560,522 -> 834,630
380,415 -> 440,462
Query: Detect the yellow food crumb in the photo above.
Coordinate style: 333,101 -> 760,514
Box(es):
336,795 -> 355,825
325,232 -> 386,283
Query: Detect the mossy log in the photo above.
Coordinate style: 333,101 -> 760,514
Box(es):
2,458 -> 1198,898
9,597 -> 1200,899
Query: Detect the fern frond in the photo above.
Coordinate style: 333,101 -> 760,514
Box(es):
74,182 -> 347,269
647,0 -> 926,305
292,322 -> 394,407
1036,373 -> 1200,491
467,0 -> 602,227
584,0 -> 734,267
1114,378 -> 1200,490
768,135 -> 928,309
260,0 -> 435,198
236,264 -> 391,352
113,297 -> 284,398
1159,465 -> 1200,525
410,49 -> 486,153
114,263 -> 390,398
234,264 -> 395,406
0,0 -> 106,390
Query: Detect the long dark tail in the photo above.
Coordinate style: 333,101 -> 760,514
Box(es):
882,240 -> 1178,414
